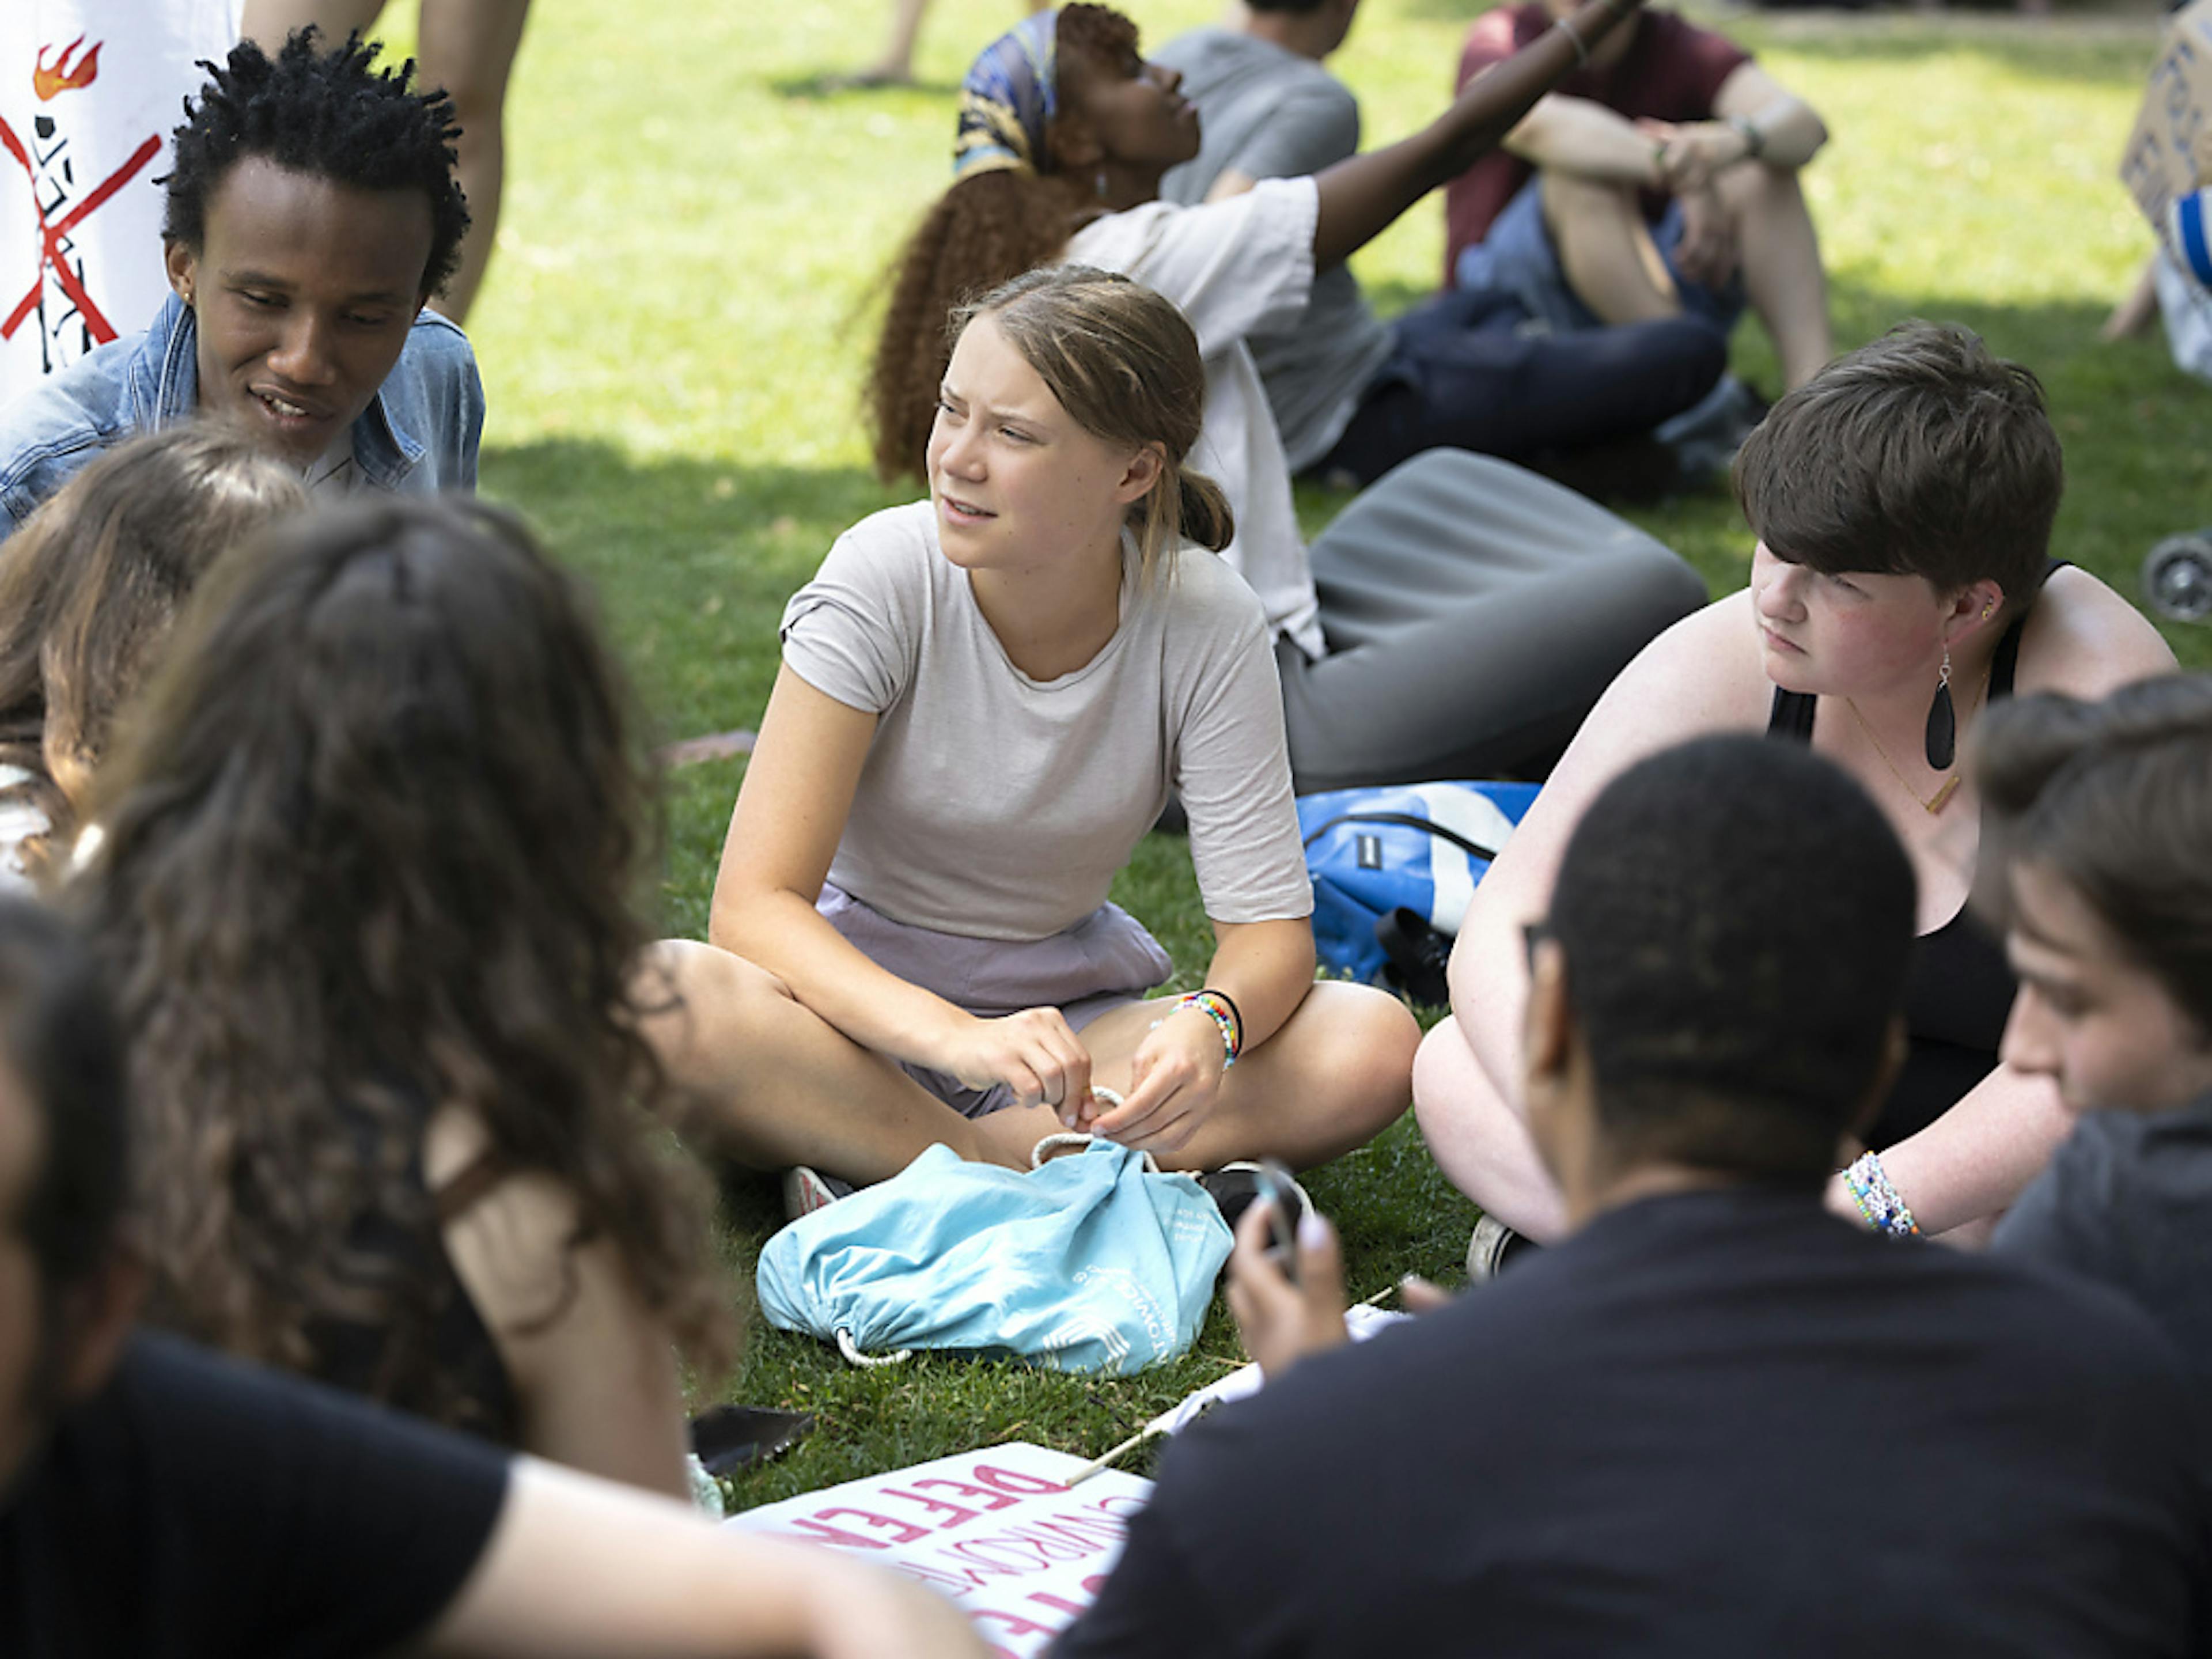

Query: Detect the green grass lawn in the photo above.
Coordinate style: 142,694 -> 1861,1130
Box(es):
378,0 -> 2209,1502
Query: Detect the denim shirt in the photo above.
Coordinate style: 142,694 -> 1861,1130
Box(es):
0,291 -> 484,541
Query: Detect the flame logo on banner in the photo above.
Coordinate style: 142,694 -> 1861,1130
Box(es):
34,37 -> 103,102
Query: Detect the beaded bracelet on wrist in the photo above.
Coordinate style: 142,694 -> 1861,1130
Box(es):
1171,989 -> 1241,1069
1841,1151 -> 1919,1239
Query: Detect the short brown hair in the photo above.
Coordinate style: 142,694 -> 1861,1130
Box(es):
1733,322 -> 2061,613
1978,674 -> 2212,1040
953,264 -> 1234,583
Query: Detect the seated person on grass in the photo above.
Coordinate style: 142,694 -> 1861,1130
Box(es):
656,267 -> 1419,1203
1059,736 -> 2212,1659
0,29 -> 482,543
1444,0 -> 1833,396
1412,324 -> 2177,1271
0,898 -> 986,1659
1980,675 -> 2212,1380
870,1 -> 1713,794
1154,0 -> 1724,486
77,498 -> 732,1501
0,427 -> 306,888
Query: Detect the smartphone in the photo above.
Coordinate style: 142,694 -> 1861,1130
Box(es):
1251,1158 -> 1301,1285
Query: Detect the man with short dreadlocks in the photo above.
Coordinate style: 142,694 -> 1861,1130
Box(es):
0,29 -> 483,541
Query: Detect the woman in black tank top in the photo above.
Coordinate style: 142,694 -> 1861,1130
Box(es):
1413,325 -> 2180,1252
1765,563 -> 2057,1149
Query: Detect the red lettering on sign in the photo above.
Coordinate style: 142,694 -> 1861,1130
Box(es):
811,1506 -> 932,1545
912,1475 -> 1022,1512
880,1486 -> 983,1529
969,1463 -> 1070,1497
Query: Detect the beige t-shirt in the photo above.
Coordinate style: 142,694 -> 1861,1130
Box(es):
780,502 -> 1313,942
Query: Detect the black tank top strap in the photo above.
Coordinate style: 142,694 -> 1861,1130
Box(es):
1766,685 -> 1815,743
1990,558 -> 2066,701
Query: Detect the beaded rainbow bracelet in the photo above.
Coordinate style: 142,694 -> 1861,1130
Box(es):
1171,988 -> 1242,1070
1841,1151 -> 1919,1239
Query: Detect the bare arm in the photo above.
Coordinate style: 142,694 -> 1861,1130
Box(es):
1503,93 -> 1669,186
432,1112 -> 691,1501
424,1459 -> 986,1659
1650,63 -> 1827,193
1446,597 -> 1755,1096
1311,0 -> 1646,269
710,664 -> 1093,1111
1827,1064 -> 2074,1238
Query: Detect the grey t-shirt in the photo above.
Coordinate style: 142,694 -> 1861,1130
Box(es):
1156,29 -> 1393,472
1994,1095 -> 2212,1384
780,502 -> 1312,942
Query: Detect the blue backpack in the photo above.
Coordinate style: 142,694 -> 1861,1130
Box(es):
1297,781 -> 1539,1002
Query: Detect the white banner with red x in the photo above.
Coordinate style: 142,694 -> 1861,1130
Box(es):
0,1 -> 240,408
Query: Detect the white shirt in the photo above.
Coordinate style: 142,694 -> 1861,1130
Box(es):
1066,179 -> 1328,660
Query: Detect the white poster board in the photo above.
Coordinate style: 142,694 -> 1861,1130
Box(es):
2123,0 -> 2212,246
0,1 -> 240,407
728,1442 -> 1154,1657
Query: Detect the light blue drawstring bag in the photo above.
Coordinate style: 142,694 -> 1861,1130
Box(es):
755,1140 -> 1232,1376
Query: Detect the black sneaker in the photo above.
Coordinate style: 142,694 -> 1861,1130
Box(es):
1198,1162 -> 1313,1235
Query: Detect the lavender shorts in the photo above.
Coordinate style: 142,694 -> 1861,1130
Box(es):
818,883 -> 1172,1118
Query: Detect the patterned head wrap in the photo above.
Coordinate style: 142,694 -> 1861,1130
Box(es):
954,10 -> 1061,181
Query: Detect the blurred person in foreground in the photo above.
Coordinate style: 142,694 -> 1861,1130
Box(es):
0,896 -> 982,1658
1057,735 -> 2212,1659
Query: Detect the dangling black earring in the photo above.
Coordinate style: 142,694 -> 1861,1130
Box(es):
1925,647 -> 1956,771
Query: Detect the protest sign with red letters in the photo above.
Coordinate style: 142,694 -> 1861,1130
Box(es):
727,1442 -> 1153,1658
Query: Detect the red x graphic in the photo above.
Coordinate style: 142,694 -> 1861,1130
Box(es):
0,114 -> 160,345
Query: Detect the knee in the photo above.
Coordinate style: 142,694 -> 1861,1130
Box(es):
1412,1016 -> 1492,1141
1718,160 -> 1808,219
1297,984 -> 1421,1127
643,939 -> 795,1057
1539,169 -> 1638,237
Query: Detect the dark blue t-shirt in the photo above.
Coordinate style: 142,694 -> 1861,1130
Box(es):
0,1332 -> 510,1658
1996,1094 -> 2212,1384
1060,1186 -> 2212,1658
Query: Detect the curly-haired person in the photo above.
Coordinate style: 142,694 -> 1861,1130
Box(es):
0,29 -> 483,543
74,497 -> 734,1499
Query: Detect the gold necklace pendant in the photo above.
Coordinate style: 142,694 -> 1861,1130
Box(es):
1846,696 -> 1960,816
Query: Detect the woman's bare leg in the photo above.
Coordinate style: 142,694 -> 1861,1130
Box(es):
641,940 -> 1048,1181
415,0 -> 532,324
1410,1017 -> 1569,1240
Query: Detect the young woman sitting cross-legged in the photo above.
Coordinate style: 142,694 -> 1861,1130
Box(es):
656,268 -> 1418,1198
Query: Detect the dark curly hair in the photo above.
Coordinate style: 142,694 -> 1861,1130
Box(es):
0,427 -> 305,885
866,5 -> 1138,482
162,28 -> 472,302
77,497 -> 734,1435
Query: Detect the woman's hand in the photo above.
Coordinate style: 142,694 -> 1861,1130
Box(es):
1082,1004 -> 1228,1153
1225,1200 -> 1349,1381
935,1007 -> 1093,1118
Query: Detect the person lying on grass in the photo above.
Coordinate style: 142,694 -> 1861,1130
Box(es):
1412,323 -> 2177,1269
75,498 -> 732,1500
1982,674 -> 2212,1381
0,31 -> 483,543
0,426 -> 306,889
1060,736 -> 2212,1658
656,267 -> 1417,1198
0,897 -> 984,1659
863,0 -> 1714,794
